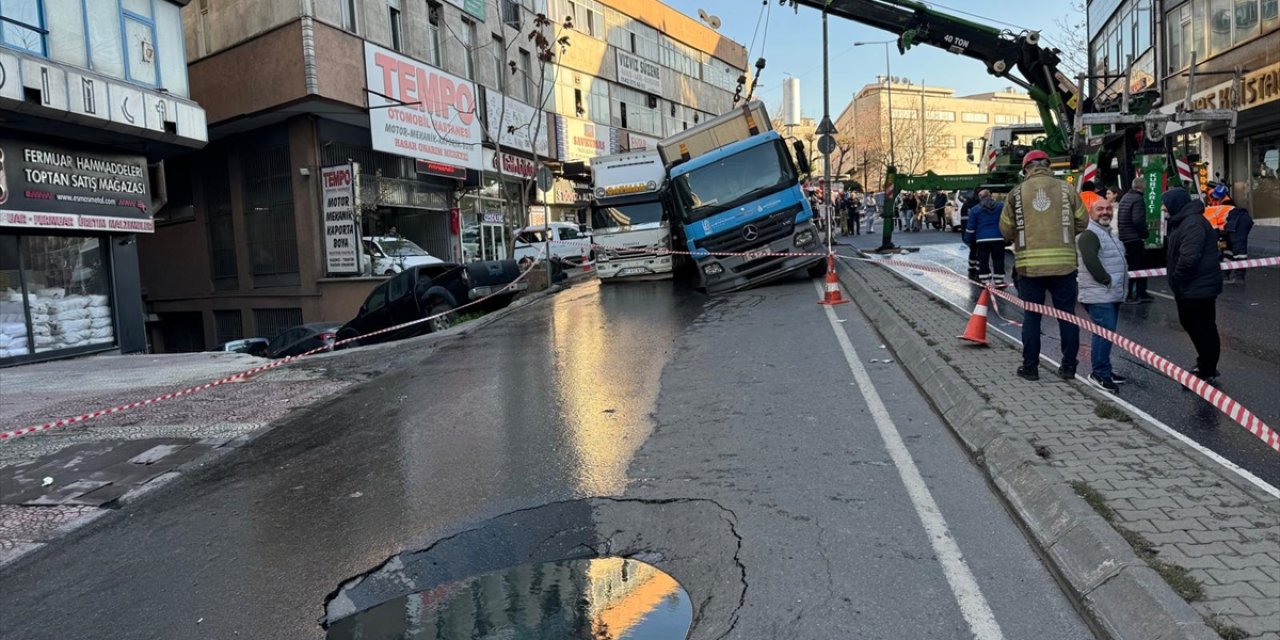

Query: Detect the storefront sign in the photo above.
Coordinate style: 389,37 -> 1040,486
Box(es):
0,138 -> 154,233
442,0 -> 484,19
483,148 -> 536,179
321,164 -> 361,274
365,42 -> 482,170
537,178 -> 592,205
556,115 -> 618,161
1188,60 -> 1280,112
616,50 -> 662,95
484,91 -> 551,157
626,132 -> 660,151
482,211 -> 504,224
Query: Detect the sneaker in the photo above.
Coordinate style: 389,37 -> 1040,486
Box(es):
1016,365 -> 1040,381
1111,373 -> 1128,385
1190,366 -> 1220,383
1057,364 -> 1077,380
1088,373 -> 1120,392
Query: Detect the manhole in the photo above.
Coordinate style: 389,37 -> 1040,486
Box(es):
326,557 -> 692,639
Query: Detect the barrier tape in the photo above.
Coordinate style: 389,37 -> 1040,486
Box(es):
1,252 -> 546,442
844,252 -> 1279,453
1126,256 -> 1280,279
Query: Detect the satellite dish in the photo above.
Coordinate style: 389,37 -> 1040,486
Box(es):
697,8 -> 721,29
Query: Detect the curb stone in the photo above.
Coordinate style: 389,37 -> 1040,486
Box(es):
836,259 -> 1221,640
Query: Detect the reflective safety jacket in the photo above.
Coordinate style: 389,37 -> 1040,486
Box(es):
1000,167 -> 1089,277
1203,205 -> 1230,230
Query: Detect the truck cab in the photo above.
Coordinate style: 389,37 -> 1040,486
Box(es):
589,150 -> 674,281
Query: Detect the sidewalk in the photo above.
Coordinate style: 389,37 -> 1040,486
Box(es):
836,255 -> 1279,640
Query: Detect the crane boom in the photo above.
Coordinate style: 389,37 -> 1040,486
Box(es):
783,0 -> 1081,158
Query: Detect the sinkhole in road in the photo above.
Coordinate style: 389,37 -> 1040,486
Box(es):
325,556 -> 692,640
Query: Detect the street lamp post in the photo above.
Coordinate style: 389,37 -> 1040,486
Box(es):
854,39 -> 898,251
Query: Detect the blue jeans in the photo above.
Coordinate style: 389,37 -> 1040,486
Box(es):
1015,273 -> 1080,370
1082,302 -> 1119,378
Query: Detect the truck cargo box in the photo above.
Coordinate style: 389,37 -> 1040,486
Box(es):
657,101 -> 772,167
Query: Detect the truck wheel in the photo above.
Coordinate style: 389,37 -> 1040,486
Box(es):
807,259 -> 828,278
427,300 -> 455,333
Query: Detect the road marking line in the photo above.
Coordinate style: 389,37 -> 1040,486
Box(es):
877,263 -> 1280,499
815,279 -> 1006,640
1146,290 -> 1175,301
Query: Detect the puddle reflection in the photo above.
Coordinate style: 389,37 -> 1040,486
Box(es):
327,557 -> 691,640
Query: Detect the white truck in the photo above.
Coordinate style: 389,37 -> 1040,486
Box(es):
588,150 -> 674,281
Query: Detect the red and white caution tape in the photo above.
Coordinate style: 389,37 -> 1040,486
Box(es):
841,252 -> 1279,453
1126,256 -> 1280,279
1,255 -> 545,442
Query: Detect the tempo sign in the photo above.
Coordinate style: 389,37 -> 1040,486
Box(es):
321,164 -> 361,274
365,42 -> 481,171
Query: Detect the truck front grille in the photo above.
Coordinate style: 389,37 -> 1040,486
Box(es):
694,207 -> 798,255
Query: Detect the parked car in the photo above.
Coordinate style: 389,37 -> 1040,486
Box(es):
363,236 -> 445,275
212,337 -> 269,357
266,322 -> 342,359
513,222 -> 594,265
336,260 -> 528,347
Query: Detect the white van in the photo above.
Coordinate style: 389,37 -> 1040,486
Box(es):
363,236 -> 444,275
513,222 -> 594,265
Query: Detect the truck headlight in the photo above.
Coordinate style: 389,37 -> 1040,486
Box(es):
702,263 -> 724,276
794,230 -> 815,246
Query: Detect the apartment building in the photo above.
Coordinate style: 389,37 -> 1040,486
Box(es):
139,0 -> 746,352
834,80 -> 1043,187
0,0 -> 207,366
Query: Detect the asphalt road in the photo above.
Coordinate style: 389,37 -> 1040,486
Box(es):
1,277 -> 1094,639
838,228 -> 1279,490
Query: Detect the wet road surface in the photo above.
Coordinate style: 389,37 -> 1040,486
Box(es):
2,278 -> 1093,639
838,230 -> 1279,490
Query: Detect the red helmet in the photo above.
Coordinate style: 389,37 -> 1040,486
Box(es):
1022,150 -> 1050,167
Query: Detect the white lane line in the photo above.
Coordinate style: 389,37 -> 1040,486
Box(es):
879,262 -> 1280,499
1146,290 -> 1175,301
814,279 -> 1006,640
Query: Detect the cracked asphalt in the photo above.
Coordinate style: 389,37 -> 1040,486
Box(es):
1,277 -> 1094,639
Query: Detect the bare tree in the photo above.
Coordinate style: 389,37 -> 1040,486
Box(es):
1053,0 -> 1088,79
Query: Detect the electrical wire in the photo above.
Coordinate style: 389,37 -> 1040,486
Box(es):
916,0 -> 1087,75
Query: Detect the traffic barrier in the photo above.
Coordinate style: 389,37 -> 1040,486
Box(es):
843,252 -> 1278,453
817,254 -> 849,306
957,289 -> 991,346
1,250 -> 547,442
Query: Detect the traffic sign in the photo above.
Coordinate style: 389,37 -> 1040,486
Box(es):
816,116 -> 837,135
536,165 -> 554,192
817,134 -> 837,156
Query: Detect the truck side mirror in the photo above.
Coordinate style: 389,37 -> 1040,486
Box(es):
965,140 -> 974,163
793,140 -> 811,175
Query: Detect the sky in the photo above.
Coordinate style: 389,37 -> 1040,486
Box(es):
660,0 -> 1082,120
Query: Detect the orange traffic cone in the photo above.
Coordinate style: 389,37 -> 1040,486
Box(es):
580,247 -> 593,272
957,289 -> 991,346
817,254 -> 849,305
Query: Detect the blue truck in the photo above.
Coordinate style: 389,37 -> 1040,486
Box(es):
659,102 -> 826,293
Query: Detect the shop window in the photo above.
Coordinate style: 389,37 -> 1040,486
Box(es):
1255,141 -> 1279,224
253,308 -> 303,341
0,235 -> 31,359
1,0 -> 45,56
0,235 -> 115,358
240,144 -> 299,285
213,309 -> 243,345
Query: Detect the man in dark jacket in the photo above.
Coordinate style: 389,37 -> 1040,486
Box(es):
1116,178 -> 1152,303
963,190 -> 1007,286
1163,187 -> 1223,383
960,192 -> 982,280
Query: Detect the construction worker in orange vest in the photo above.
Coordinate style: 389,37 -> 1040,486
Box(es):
1207,185 -> 1255,283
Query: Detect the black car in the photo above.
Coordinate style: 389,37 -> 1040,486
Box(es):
266,322 -> 343,359
336,261 -> 527,347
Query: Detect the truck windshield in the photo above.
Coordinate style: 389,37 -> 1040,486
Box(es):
591,201 -> 665,230
672,140 -> 796,223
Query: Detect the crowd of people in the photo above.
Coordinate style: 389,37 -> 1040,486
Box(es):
804,185 -> 962,237
1000,151 -> 1255,394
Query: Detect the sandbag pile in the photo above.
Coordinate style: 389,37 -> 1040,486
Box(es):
0,288 -> 114,359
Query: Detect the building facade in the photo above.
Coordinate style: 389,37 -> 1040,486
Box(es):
139,0 -> 745,352
1087,0 -> 1278,218
0,0 -> 208,365
834,80 -> 1042,187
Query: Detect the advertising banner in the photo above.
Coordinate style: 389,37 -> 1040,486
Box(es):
0,137 -> 154,233
616,50 -> 662,95
625,132 -> 660,151
321,164 -> 361,274
483,91 -> 551,157
556,115 -> 618,161
483,148 -> 537,180
365,42 -> 481,170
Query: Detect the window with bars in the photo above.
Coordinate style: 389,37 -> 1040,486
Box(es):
213,310 -> 243,345
204,154 -> 238,290
253,308 -> 303,340
240,144 -> 299,285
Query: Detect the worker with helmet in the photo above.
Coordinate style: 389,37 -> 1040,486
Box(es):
1208,185 -> 1254,283
1000,150 -> 1090,382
